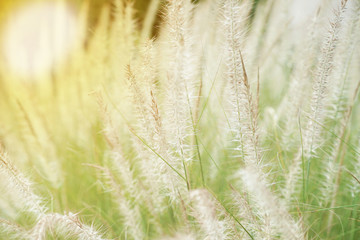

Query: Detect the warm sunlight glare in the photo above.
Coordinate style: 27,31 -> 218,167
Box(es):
1,2 -> 79,79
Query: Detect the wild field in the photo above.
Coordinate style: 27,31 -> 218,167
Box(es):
0,0 -> 359,239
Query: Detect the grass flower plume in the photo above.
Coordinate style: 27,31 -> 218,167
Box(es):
0,0 -> 359,239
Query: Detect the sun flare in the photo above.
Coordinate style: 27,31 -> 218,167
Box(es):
1,2 -> 80,79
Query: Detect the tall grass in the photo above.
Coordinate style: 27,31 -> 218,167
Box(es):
0,0 -> 359,239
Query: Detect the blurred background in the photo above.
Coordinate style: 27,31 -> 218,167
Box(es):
0,0 -> 151,25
